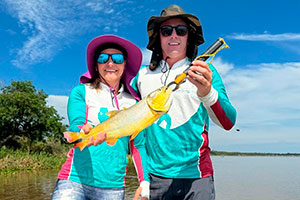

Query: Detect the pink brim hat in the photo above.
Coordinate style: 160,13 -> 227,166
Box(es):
80,35 -> 142,100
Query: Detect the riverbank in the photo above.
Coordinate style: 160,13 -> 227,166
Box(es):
1,147 -> 299,174
211,150 -> 300,156
0,146 -> 135,175
0,146 -> 67,174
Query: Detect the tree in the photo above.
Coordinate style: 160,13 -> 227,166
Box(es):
0,81 -> 67,148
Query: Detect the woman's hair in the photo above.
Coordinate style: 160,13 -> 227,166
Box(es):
90,43 -> 127,89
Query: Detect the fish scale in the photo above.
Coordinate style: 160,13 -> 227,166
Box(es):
64,86 -> 173,150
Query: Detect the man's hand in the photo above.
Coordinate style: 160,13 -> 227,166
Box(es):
187,60 -> 212,97
81,123 -> 106,147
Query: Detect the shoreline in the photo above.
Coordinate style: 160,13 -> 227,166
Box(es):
1,149 -> 299,174
211,150 -> 300,157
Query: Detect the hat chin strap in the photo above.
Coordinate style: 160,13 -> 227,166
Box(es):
149,49 -> 163,71
109,83 -> 120,110
98,73 -> 120,110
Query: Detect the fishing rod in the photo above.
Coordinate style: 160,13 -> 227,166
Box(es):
166,37 -> 229,91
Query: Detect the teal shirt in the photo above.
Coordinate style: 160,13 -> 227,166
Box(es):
131,58 -> 236,178
58,83 -> 149,187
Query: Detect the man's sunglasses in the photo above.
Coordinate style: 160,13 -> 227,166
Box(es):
97,53 -> 125,64
160,25 -> 188,37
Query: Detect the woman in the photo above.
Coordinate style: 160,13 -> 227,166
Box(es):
52,35 -> 149,200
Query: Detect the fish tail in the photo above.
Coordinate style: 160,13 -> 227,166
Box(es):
64,131 -> 84,143
64,131 -> 89,150
74,139 -> 89,151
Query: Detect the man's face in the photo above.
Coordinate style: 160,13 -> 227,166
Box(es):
160,18 -> 188,61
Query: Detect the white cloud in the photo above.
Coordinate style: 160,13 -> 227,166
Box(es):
141,48 -> 152,65
45,56 -> 300,153
210,57 -> 234,76
209,57 -> 300,152
47,95 -> 68,125
3,0 -> 142,68
227,33 -> 300,41
85,2 -> 104,12
5,29 -> 17,35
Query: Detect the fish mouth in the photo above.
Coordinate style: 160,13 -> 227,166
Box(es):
146,86 -> 173,112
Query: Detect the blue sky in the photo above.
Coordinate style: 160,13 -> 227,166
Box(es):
1,0 -> 300,153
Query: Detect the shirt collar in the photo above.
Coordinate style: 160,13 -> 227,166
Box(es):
99,82 -> 124,94
159,57 -> 190,70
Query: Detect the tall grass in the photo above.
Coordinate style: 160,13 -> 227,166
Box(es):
0,137 -> 70,175
0,137 -> 136,175
0,147 -> 66,174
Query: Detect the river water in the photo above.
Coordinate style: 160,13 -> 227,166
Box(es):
1,156 -> 299,200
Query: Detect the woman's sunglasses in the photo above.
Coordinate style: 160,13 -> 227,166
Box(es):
160,25 -> 188,37
97,53 -> 125,64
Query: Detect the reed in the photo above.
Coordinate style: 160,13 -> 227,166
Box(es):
0,145 -> 135,175
0,146 -> 66,174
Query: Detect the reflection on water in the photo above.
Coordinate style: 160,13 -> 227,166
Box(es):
0,164 -> 139,200
1,156 -> 300,200
0,170 -> 57,200
212,156 -> 300,200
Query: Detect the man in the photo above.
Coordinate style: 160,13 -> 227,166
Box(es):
132,4 -> 237,200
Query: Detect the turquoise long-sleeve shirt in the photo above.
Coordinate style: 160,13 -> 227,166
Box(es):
57,83 -> 149,188
131,58 -> 237,178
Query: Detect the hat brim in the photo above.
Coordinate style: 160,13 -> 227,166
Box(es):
148,13 -> 201,27
80,35 -> 142,100
147,13 -> 204,50
84,35 -> 142,81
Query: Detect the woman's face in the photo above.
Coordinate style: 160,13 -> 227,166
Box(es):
96,48 -> 126,87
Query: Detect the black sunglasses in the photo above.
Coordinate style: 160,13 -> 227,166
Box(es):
160,25 -> 188,37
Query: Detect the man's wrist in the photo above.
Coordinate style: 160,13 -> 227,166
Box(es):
198,87 -> 218,106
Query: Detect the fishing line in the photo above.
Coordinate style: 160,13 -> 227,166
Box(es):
166,38 -> 229,91
195,38 -> 229,65
160,56 -> 170,86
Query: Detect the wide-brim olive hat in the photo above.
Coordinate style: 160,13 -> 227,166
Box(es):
147,4 -> 204,51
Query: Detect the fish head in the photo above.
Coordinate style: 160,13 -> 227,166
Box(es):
146,86 -> 173,113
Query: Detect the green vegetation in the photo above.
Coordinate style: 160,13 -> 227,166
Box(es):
0,81 -> 67,148
0,81 -> 68,175
1,81 -> 299,175
2,146 -> 299,175
0,147 -> 65,174
0,137 -> 70,175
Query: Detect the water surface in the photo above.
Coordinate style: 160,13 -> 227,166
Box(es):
212,156 -> 300,200
1,156 -> 299,200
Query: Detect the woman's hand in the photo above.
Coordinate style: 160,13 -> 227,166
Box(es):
81,123 -> 106,147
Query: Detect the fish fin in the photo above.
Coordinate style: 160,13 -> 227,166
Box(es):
130,131 -> 140,141
106,138 -> 119,146
64,131 -> 88,151
105,110 -> 121,118
74,139 -> 89,151
64,131 -> 86,143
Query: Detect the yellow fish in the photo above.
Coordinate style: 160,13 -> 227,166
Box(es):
64,86 -> 173,150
